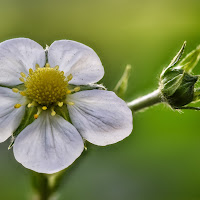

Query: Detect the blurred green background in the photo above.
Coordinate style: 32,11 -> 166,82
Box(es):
0,0 -> 200,199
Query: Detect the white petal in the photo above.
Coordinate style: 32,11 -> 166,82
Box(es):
13,112 -> 84,174
0,87 -> 25,142
48,40 -> 104,85
67,90 -> 133,146
0,38 -> 45,86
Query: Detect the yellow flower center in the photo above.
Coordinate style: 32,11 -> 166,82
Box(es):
12,63 -> 80,118
25,67 -> 68,105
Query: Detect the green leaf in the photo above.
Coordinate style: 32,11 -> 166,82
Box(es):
114,64 -> 131,99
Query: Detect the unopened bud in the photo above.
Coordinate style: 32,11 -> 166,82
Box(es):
160,42 -> 200,107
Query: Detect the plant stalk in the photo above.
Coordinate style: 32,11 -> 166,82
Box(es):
127,89 -> 162,112
31,171 -> 65,200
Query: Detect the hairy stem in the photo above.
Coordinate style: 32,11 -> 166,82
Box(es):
127,89 -> 162,112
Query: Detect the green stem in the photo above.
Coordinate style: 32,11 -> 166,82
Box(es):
127,89 -> 162,112
30,147 -> 88,200
31,171 -> 65,200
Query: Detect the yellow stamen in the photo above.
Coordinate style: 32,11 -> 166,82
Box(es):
14,104 -> 21,108
34,114 -> 39,119
29,68 -> 33,74
66,90 -> 71,94
34,108 -> 42,119
51,108 -> 56,116
12,88 -> 19,93
18,64 -> 75,115
25,67 -> 69,105
19,77 -> 25,82
67,74 -> 73,81
35,64 -> 40,69
67,102 -> 74,106
45,63 -> 50,68
20,91 -> 26,96
42,106 -> 47,110
74,87 -> 80,92
54,65 -> 59,70
27,103 -> 32,108
57,102 -> 63,107
20,72 -> 26,78
27,101 -> 37,108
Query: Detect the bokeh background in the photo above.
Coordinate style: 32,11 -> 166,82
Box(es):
0,0 -> 200,199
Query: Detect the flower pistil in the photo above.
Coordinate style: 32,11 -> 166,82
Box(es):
12,63 -> 80,118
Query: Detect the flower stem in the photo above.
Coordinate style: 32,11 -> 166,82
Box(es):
31,171 -> 65,200
127,89 -> 162,112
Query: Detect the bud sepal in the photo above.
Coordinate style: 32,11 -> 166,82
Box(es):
159,42 -> 200,108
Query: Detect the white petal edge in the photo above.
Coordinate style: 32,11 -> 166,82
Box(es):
0,38 -> 46,86
48,40 -> 104,85
0,87 -> 26,142
67,90 -> 133,146
13,112 -> 84,174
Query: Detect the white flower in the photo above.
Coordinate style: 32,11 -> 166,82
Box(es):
0,38 -> 133,174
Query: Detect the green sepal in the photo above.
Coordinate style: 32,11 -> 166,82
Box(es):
114,64 -> 131,98
166,73 -> 198,107
55,104 -> 70,122
160,68 -> 198,107
0,83 -> 25,90
161,41 -> 186,78
9,106 -> 37,149
179,45 -> 200,73
193,88 -> 200,102
161,69 -> 184,96
69,83 -> 106,91
8,137 -> 15,150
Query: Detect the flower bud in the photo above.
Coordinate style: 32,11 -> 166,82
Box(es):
160,42 -> 200,107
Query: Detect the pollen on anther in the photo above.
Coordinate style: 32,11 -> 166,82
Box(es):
54,65 -> 59,70
12,88 -> 19,93
34,114 -> 39,119
45,63 -> 50,68
42,106 -> 47,110
14,104 -> 21,108
20,72 -> 26,78
67,102 -> 74,106
66,90 -> 71,94
20,91 -> 26,96
74,87 -> 80,92
28,103 -> 33,108
35,64 -> 40,69
67,74 -> 73,81
51,110 -> 56,116
58,102 -> 63,107
19,77 -> 25,82
29,68 -> 33,74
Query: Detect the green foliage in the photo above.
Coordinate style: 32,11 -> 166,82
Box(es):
179,45 -> 200,73
160,42 -> 200,107
114,65 -> 131,99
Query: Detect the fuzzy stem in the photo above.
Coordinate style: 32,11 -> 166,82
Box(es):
127,89 -> 162,112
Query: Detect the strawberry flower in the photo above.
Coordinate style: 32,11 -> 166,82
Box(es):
0,38 -> 133,174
